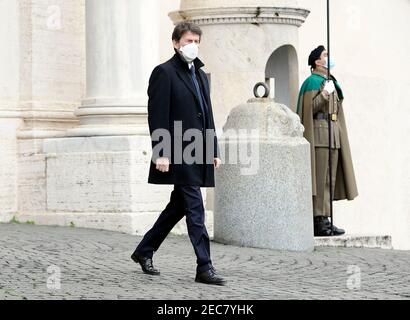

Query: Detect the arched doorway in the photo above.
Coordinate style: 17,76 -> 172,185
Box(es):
265,45 -> 299,112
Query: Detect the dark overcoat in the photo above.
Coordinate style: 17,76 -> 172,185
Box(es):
147,53 -> 219,187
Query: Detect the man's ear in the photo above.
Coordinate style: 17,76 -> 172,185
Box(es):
315,59 -> 323,68
172,40 -> 179,50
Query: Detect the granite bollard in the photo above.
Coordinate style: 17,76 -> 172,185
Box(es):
214,97 -> 314,251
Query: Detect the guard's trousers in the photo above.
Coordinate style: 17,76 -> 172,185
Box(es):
313,148 -> 339,217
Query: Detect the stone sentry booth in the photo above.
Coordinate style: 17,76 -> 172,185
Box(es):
170,0 -> 310,214
170,0 -> 313,249
213,83 -> 314,251
0,0 -> 312,239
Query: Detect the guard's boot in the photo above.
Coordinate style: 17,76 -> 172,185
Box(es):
323,218 -> 345,236
314,216 -> 332,237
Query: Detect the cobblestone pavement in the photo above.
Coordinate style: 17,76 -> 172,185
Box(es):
1,224 -> 409,300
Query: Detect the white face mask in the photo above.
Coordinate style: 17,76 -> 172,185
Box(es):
323,57 -> 335,69
178,42 -> 199,63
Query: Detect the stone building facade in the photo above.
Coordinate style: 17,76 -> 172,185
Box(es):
1,0 -> 409,250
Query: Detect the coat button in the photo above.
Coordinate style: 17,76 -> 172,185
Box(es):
197,112 -> 202,118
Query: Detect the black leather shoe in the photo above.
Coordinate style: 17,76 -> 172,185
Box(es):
195,268 -> 226,286
131,252 -> 160,275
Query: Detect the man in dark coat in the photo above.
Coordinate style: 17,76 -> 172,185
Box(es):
131,22 -> 225,285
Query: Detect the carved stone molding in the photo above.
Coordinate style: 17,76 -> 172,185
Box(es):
169,7 -> 310,27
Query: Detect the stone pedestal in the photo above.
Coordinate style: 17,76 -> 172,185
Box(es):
214,97 -> 314,251
40,135 -> 171,233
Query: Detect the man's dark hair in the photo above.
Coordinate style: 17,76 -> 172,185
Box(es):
172,21 -> 202,42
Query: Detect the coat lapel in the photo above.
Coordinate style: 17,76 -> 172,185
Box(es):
197,71 -> 211,109
171,53 -> 201,105
175,68 -> 200,104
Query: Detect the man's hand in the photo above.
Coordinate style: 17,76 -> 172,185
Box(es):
156,157 -> 170,172
323,80 -> 335,95
214,158 -> 221,169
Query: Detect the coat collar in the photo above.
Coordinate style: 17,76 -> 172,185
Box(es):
170,52 -> 209,113
171,51 -> 205,72
312,68 -> 339,82
311,69 -> 343,99
312,68 -> 328,79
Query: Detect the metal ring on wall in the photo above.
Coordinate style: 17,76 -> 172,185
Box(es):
253,82 -> 270,98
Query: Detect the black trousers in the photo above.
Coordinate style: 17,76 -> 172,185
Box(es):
135,185 -> 212,273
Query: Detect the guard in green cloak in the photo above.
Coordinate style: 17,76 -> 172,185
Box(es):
297,45 -> 358,236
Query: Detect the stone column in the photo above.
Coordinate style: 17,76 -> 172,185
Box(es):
0,0 -> 21,217
40,0 -> 186,234
66,0 -> 159,137
0,0 -> 85,222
